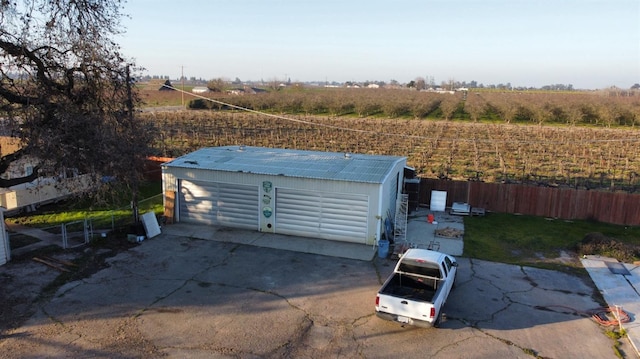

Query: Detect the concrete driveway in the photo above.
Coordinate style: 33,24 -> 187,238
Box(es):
0,227 -> 623,358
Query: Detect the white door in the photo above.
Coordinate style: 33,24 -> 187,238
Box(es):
430,190 -> 447,212
275,188 -> 369,243
179,180 -> 259,230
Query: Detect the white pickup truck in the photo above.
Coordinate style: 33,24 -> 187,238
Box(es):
375,248 -> 457,328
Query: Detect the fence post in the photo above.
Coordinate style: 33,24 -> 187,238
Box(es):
88,218 -> 93,242
61,223 -> 67,249
83,218 -> 89,244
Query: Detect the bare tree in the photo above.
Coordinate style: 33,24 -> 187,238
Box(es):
564,104 -> 584,126
207,78 -> 227,92
493,95 -> 519,124
414,77 -> 426,91
0,0 -> 155,217
438,94 -> 460,120
463,93 -> 485,122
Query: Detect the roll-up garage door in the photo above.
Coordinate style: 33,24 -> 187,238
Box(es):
179,180 -> 258,229
276,188 -> 368,243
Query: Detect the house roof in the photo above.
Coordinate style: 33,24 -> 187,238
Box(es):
163,146 -> 406,184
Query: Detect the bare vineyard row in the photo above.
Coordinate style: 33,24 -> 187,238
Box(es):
182,88 -> 640,127
142,111 -> 640,191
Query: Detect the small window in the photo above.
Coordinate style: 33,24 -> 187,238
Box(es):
398,261 -> 441,278
441,261 -> 448,277
445,257 -> 453,270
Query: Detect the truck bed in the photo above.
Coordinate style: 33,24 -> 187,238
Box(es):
379,273 -> 439,302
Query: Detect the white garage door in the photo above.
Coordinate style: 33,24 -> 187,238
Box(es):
179,180 -> 258,229
276,188 -> 369,243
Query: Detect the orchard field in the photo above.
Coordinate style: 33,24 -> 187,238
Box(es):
139,87 -> 640,191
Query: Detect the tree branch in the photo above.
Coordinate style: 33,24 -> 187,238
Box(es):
0,165 -> 39,188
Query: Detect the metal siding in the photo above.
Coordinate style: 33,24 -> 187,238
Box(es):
276,189 -> 369,243
0,233 -> 8,266
162,171 -> 178,193
0,212 -> 8,265
389,173 -> 398,217
165,167 -> 371,194
180,180 -> 258,229
163,146 -> 406,184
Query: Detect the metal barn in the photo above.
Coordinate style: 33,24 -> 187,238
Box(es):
161,146 -> 407,245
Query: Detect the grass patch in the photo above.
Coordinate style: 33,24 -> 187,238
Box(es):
7,182 -> 164,230
463,213 -> 640,268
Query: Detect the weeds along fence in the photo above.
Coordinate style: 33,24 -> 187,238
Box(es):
419,179 -> 640,226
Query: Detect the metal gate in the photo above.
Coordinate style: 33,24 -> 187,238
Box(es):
179,180 -> 259,229
275,188 -> 368,243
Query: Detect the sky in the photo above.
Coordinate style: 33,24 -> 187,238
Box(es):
118,0 -> 640,89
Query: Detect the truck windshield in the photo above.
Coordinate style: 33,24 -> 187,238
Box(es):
398,260 -> 441,279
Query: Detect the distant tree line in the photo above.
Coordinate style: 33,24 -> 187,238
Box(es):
187,88 -> 640,128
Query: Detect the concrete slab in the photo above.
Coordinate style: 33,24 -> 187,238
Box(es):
163,207 -> 466,262
581,255 -> 640,357
399,208 -> 465,256
7,222 -> 61,257
162,224 -> 378,261
165,209 -> 464,263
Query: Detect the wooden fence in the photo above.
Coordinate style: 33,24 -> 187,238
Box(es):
418,179 -> 640,226
144,156 -> 174,181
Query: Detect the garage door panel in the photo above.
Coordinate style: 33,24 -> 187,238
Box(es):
321,210 -> 366,220
278,213 -> 320,224
216,202 -> 257,213
278,222 -> 319,233
323,202 -> 367,209
179,180 -> 258,229
277,204 -> 318,212
321,205 -> 366,214
276,188 -> 368,243
320,223 -> 367,234
278,196 -> 321,208
320,214 -> 366,226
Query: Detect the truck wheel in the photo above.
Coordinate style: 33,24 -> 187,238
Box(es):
434,311 -> 442,327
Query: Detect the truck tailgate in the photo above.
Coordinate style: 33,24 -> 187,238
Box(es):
376,294 -> 434,324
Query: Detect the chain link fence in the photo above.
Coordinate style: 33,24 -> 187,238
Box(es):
7,194 -> 165,254
84,194 -> 164,235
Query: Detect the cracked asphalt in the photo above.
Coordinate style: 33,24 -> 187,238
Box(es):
0,231 -> 622,358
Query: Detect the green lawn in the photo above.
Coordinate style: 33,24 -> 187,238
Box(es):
6,182 -> 164,230
463,213 -> 640,268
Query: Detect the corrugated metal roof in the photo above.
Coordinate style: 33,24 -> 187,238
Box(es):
163,146 -> 406,184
